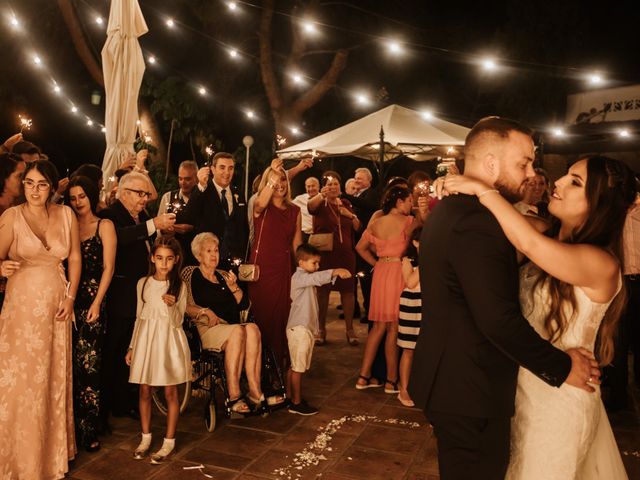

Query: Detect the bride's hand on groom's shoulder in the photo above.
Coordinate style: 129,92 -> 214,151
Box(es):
564,347 -> 601,393
439,174 -> 489,198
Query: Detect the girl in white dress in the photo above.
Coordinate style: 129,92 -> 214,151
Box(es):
125,236 -> 190,464
445,155 -> 635,479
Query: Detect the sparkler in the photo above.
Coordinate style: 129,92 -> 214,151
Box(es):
416,181 -> 430,197
167,201 -> 184,214
230,257 -> 243,267
18,114 -> 32,133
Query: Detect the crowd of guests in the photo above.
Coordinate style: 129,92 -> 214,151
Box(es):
0,122 -> 639,479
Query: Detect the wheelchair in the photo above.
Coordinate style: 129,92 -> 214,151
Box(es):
151,266 -> 287,431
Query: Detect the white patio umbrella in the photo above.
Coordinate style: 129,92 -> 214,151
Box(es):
101,0 -> 148,185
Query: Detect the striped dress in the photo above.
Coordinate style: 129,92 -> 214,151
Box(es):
397,267 -> 422,350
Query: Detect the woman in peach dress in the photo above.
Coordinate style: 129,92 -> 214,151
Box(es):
0,160 -> 81,479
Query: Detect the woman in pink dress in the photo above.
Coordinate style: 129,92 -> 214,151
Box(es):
0,160 -> 81,479
249,162 -> 302,370
355,185 -> 426,393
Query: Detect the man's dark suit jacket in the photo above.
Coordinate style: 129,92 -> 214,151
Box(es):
342,186 -> 380,230
177,182 -> 248,261
98,200 -> 154,318
409,195 -> 572,418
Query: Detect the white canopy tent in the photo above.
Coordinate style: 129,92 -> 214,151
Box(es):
277,104 -> 470,167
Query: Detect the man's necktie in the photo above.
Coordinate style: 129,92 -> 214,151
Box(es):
220,189 -> 229,218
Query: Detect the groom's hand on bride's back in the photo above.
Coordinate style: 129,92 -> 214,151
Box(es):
564,347 -> 601,393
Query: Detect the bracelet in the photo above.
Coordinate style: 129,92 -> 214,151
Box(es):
66,294 -> 75,300
477,189 -> 499,198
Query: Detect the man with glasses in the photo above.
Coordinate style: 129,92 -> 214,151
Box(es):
98,172 -> 176,423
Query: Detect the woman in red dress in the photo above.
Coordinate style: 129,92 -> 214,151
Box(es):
308,171 -> 361,345
248,161 -> 302,369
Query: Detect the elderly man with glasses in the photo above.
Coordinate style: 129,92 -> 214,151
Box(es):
98,172 -> 176,425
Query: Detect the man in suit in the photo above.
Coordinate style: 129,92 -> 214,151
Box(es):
342,167 -> 380,321
177,152 -> 249,270
99,172 -> 176,419
409,117 -> 599,479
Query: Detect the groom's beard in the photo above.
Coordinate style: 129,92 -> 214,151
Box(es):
495,175 -> 527,204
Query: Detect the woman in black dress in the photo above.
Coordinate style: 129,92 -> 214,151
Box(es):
66,176 -> 116,451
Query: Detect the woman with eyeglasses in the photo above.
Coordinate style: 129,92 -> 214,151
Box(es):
0,159 -> 81,479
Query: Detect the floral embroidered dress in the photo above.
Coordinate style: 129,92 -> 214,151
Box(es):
72,220 -> 106,448
0,205 -> 76,480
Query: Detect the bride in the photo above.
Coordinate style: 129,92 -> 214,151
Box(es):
444,155 -> 634,479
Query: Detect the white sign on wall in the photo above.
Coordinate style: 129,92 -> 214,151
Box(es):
566,84 -> 640,124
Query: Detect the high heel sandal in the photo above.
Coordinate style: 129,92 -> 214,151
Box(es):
384,379 -> 400,394
247,394 -> 270,416
346,330 -> 359,346
226,396 -> 251,417
355,375 -> 382,390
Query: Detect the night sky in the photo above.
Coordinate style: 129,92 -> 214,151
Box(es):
1,0 -> 638,175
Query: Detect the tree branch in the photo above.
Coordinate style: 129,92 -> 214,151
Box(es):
57,0 -> 104,87
258,0 -> 282,111
292,49 -> 348,116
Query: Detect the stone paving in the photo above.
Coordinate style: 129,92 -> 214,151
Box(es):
68,295 -> 640,479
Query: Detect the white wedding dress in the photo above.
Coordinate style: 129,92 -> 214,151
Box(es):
506,264 -> 628,479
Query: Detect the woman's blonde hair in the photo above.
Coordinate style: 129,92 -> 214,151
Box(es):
257,166 -> 292,204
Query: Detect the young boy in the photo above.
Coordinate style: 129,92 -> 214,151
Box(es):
286,244 -> 351,415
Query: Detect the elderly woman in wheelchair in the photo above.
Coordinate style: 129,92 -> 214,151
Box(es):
184,232 -> 265,415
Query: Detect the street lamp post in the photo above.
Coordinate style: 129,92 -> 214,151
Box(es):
243,135 -> 254,202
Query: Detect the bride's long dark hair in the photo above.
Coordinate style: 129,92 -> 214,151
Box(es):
531,156 -> 636,365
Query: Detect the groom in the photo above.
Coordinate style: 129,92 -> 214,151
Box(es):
409,117 -> 600,479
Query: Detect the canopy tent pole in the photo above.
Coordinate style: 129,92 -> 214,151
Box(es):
378,125 -> 385,182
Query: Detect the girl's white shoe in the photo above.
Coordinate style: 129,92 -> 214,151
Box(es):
150,438 -> 175,464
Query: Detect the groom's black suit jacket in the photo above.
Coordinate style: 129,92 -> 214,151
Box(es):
409,195 -> 572,418
177,181 -> 248,262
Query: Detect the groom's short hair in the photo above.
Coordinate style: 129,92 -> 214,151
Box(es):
465,117 -> 533,156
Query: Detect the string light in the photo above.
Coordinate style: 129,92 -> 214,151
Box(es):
355,92 -> 370,106
420,110 -> 433,120
95,16 -> 104,26
32,54 -> 42,65
136,119 -> 141,125
302,20 -> 317,35
386,40 -> 403,55
9,15 -> 19,28
246,110 -> 255,119
291,126 -> 300,135
70,106 -> 78,114
227,1 -> 238,11
198,86 -> 207,95
618,129 -> 630,138
587,72 -> 604,85
101,127 -> 106,133
53,83 -> 61,94
86,119 -> 94,126
481,58 -> 497,71
148,55 -> 156,64
228,48 -> 238,58
166,18 -> 175,28
551,127 -> 565,137
291,72 -> 304,84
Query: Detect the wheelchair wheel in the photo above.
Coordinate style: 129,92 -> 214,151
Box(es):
152,381 -> 192,415
204,401 -> 216,432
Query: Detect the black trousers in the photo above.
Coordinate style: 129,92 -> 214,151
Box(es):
428,411 -> 510,480
101,312 -> 138,417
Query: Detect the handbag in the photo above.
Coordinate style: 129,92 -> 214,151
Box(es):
238,208 -> 267,282
308,232 -> 334,251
